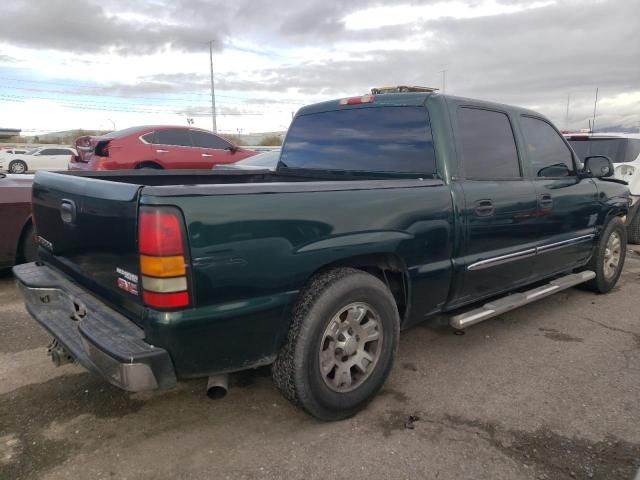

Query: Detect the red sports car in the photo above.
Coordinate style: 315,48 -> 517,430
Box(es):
70,125 -> 256,171
0,174 -> 36,268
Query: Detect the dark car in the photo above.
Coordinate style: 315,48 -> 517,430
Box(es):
69,125 -> 257,171
0,174 -> 36,268
15,87 -> 630,421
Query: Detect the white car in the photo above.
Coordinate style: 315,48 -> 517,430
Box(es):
0,148 -> 29,168
566,133 -> 640,243
2,146 -> 77,174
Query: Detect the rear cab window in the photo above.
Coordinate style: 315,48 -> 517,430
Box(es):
280,106 -> 437,176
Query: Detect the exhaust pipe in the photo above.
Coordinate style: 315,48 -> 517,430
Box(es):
47,339 -> 74,367
206,374 -> 229,399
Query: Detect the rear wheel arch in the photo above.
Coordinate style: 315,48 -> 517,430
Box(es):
300,252 -> 411,325
135,161 -> 163,169
16,217 -> 36,263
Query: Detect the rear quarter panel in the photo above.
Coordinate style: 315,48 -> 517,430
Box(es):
0,177 -> 32,267
141,182 -> 453,377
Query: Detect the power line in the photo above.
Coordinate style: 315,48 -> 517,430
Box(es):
0,75 -> 247,100
0,76 -> 304,105
0,94 -> 268,116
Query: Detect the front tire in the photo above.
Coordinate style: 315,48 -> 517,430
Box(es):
8,160 -> 27,174
272,268 -> 400,421
584,217 -> 627,293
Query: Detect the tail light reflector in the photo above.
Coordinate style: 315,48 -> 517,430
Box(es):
142,291 -> 190,309
138,207 -> 190,309
95,140 -> 111,157
339,95 -> 374,105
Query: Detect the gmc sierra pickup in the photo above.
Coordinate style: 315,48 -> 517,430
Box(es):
15,87 -> 630,420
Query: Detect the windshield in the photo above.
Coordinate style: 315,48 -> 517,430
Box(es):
280,106 -> 437,175
568,138 -> 640,163
26,148 -> 40,155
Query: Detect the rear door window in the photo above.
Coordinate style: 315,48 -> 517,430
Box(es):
38,149 -> 57,155
190,130 -> 231,149
280,106 -> 437,175
154,129 -> 193,147
456,107 -> 521,179
520,116 -> 575,177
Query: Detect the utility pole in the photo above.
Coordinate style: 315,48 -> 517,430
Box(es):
591,87 -> 599,134
565,93 -> 570,130
209,40 -> 217,133
441,70 -> 446,94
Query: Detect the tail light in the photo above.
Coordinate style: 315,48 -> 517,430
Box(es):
95,140 -> 111,157
138,206 -> 191,309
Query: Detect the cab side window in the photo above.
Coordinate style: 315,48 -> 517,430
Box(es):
154,129 -> 193,147
520,116 -> 575,177
457,107 -> 521,180
190,130 -> 231,149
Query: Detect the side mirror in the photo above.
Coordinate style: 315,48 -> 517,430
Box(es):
225,145 -> 239,153
583,155 -> 614,178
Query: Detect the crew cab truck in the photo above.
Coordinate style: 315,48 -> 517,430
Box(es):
14,88 -> 630,421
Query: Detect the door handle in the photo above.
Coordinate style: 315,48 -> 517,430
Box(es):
201,153 -> 213,157
156,149 -> 169,153
538,194 -> 553,210
474,199 -> 495,217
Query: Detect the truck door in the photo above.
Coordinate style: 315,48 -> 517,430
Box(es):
453,106 -> 539,304
517,115 -> 599,277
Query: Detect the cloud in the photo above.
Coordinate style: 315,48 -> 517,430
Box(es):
0,0 -> 637,131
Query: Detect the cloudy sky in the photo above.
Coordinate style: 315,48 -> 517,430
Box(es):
0,0 -> 638,135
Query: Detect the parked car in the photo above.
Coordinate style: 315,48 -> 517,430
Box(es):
3,146 -> 77,174
15,88 -> 630,421
213,150 -> 280,171
70,126 -> 256,171
565,133 -> 640,243
0,174 -> 36,267
0,148 -> 28,171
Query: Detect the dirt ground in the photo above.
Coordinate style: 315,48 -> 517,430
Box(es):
1,249 -> 640,480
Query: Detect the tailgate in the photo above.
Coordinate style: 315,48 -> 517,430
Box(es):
32,171 -> 145,323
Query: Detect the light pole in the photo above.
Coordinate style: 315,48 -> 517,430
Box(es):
209,40 -> 217,133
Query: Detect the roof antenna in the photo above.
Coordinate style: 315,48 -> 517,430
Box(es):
591,87 -> 599,134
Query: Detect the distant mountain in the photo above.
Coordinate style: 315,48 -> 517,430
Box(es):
596,125 -> 640,134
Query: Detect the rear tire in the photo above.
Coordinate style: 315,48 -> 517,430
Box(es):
627,209 -> 640,244
9,160 -> 27,174
272,268 -> 400,421
584,218 -> 626,293
135,162 -> 163,170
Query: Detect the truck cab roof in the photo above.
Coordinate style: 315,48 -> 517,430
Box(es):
298,91 -> 543,119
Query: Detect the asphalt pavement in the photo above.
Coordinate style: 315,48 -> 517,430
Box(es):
1,249 -> 639,480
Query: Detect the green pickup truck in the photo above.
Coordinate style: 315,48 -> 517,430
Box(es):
15,88 -> 630,420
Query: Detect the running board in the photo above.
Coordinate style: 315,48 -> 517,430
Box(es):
449,270 -> 596,330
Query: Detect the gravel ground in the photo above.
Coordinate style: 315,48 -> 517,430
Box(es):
1,249 -> 640,480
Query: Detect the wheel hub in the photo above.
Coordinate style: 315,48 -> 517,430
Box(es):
603,231 -> 621,280
319,302 -> 383,393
